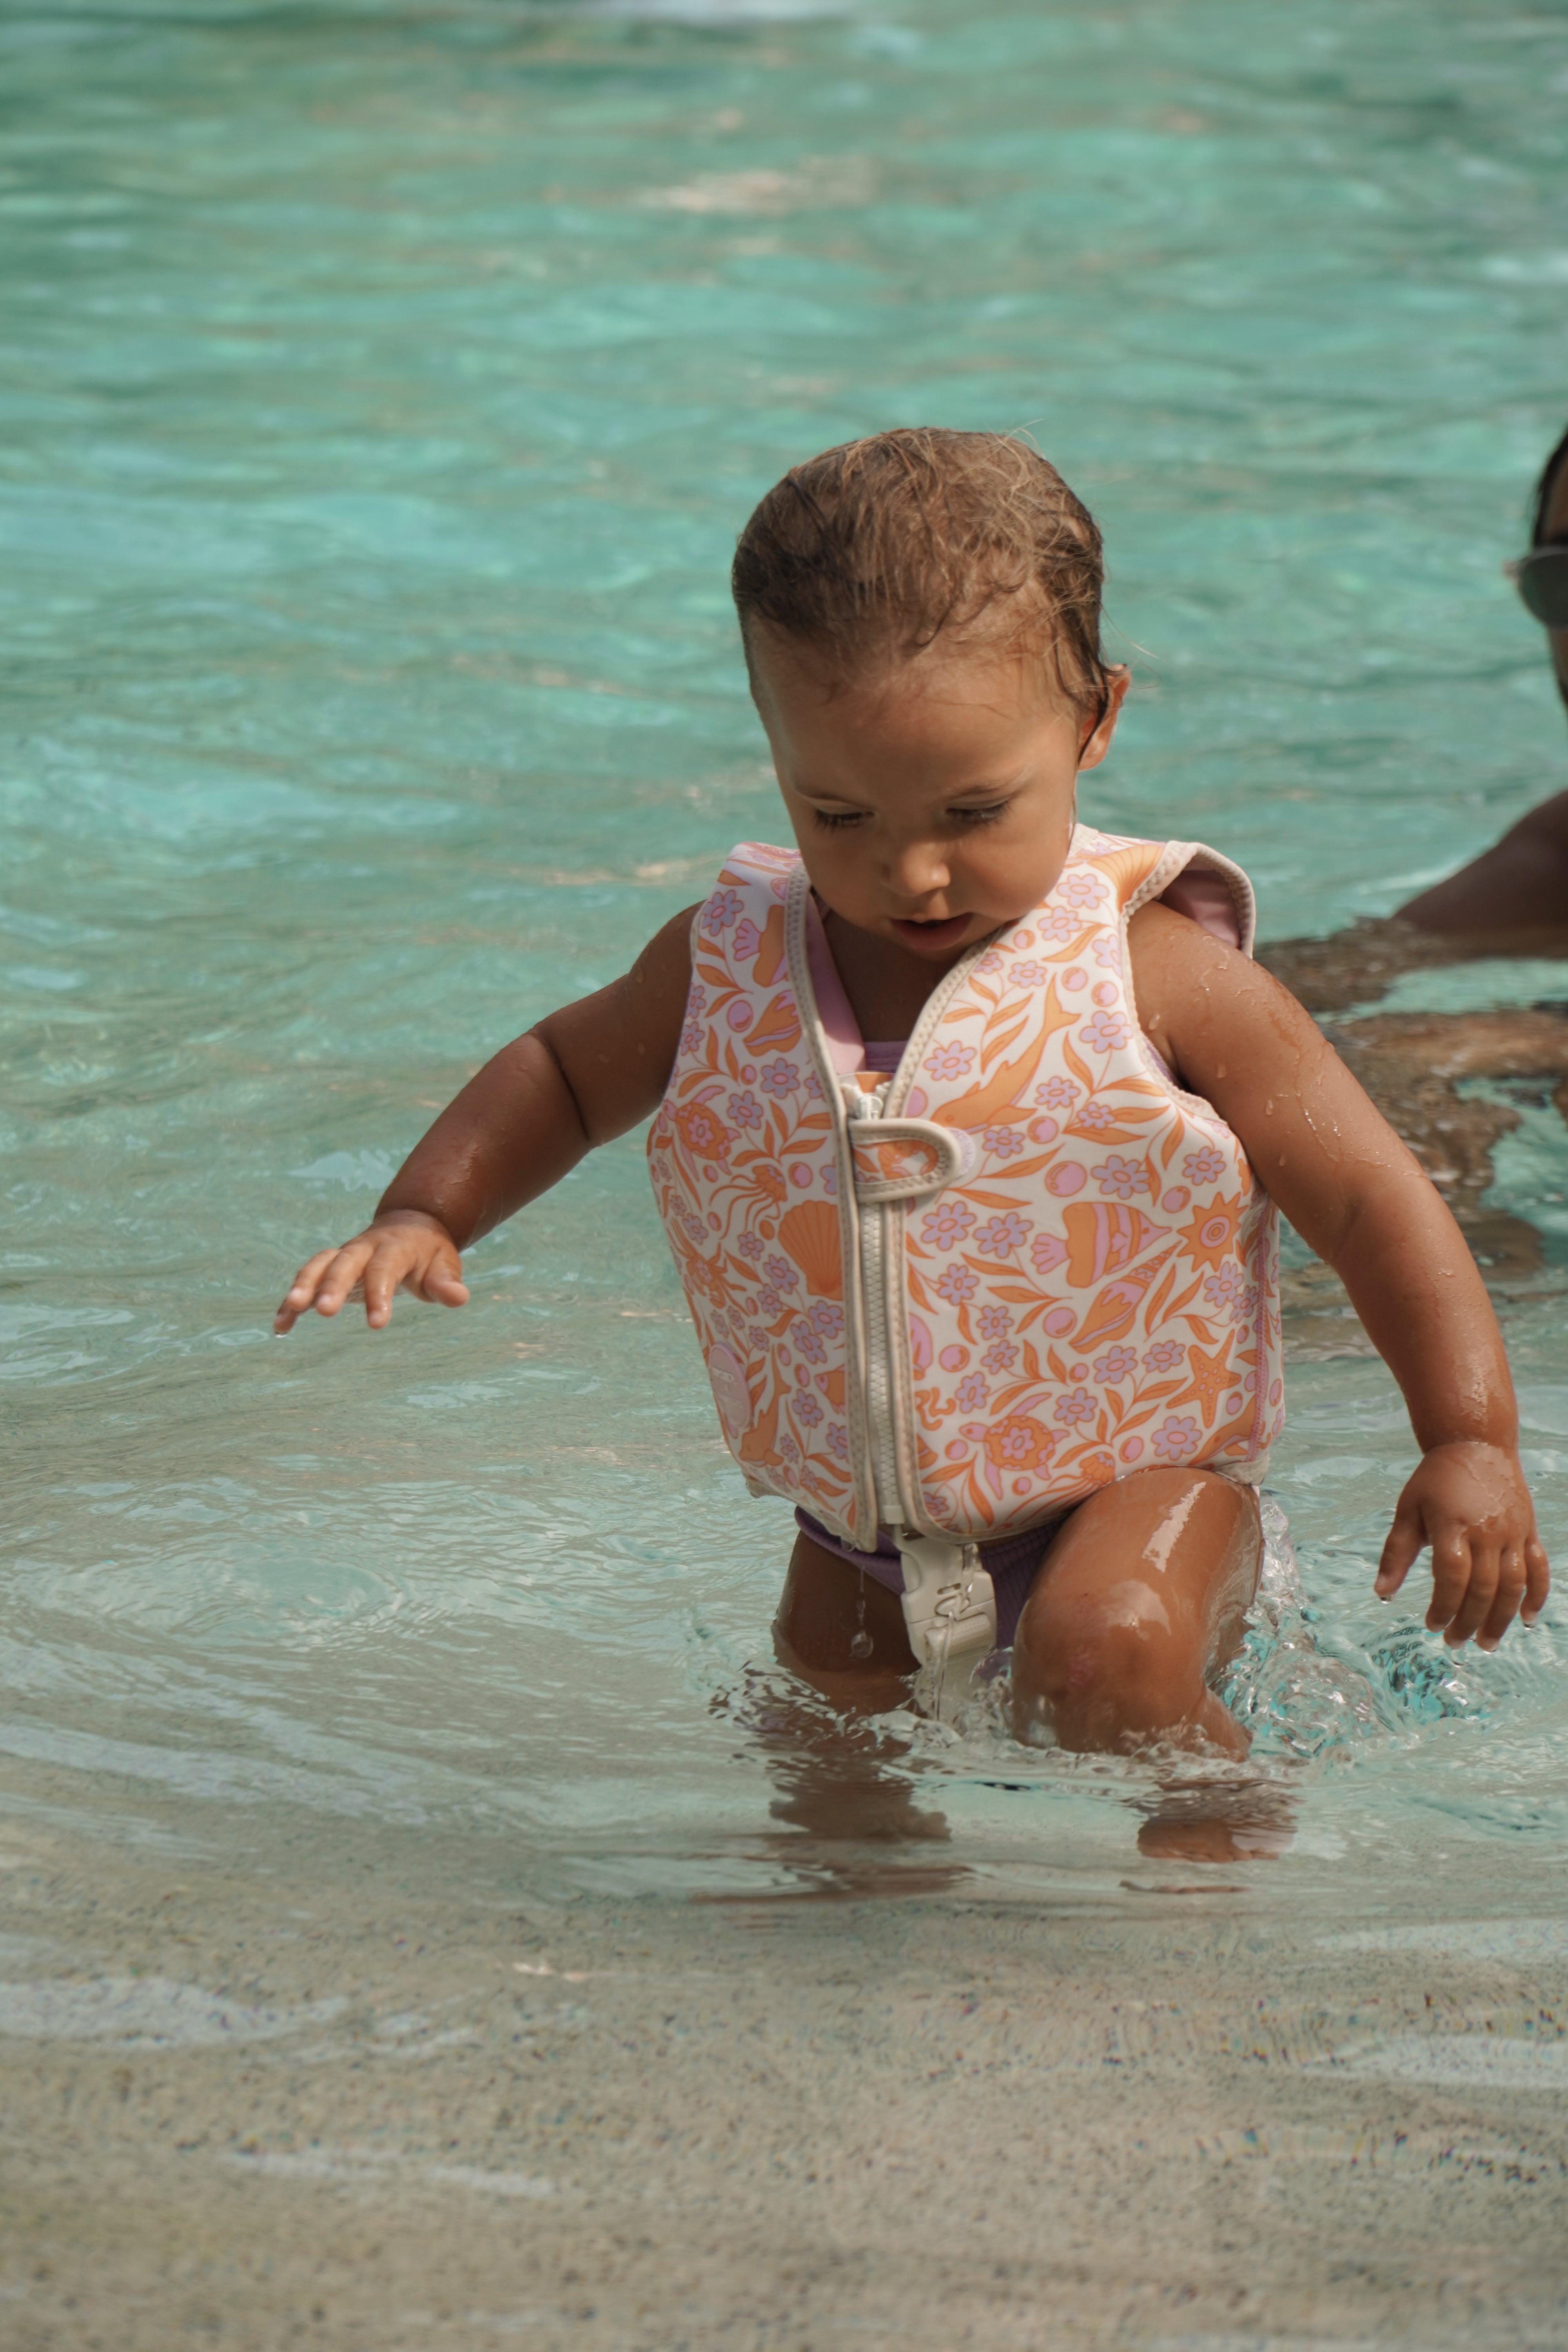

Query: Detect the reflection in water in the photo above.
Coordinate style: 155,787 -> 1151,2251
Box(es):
714,1670 -> 972,1899
731,1519 -> 1311,1887
1134,1773 -> 1298,1865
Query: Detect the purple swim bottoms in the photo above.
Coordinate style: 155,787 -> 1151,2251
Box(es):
793,1507 -> 1064,1654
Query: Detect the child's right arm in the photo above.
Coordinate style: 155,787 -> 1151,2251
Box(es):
274,904 -> 699,1334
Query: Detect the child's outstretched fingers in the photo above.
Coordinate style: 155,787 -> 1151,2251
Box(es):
1374,1487 -> 1425,1602
1478,1545 -> 1531,1651
274,1240 -> 375,1334
275,1214 -> 468,1334
1522,1532 -> 1552,1630
1378,1444 -> 1546,1648
364,1232 -> 468,1327
1434,1527 -> 1494,1648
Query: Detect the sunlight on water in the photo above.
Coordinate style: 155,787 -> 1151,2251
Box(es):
10,10 -> 1568,2334
4,0 -> 1568,1988
9,0 -> 1568,1891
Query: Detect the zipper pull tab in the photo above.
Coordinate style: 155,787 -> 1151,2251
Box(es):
841,1076 -> 888,1118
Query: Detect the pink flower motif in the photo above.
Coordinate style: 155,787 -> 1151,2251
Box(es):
760,1059 -> 799,1096
1040,907 -> 1080,942
779,1434 -> 800,1465
795,1395 -> 823,1428
674,1102 -> 731,1161
985,1416 -> 1055,1470
821,1163 -> 838,1198
709,888 -> 744,931
936,1264 -> 978,1304
924,1041 -> 976,1083
1054,1387 -> 1096,1426
982,1123 -> 1025,1160
728,1090 -> 763,1130
1183,1146 -> 1226,1185
802,1070 -> 823,1100
1142,1339 -> 1185,1374
977,1305 -> 1012,1341
747,1324 -> 768,1350
1080,1009 -> 1132,1054
955,1371 -> 990,1412
975,951 -> 1004,973
1030,1233 -> 1067,1277
1093,1345 -> 1137,1383
757,1287 -> 782,1314
1060,874 -> 1107,909
791,1318 -> 826,1364
1077,1101 -> 1116,1132
680,1021 -> 703,1055
766,1255 -> 796,1289
1203,1265 -> 1242,1308
1009,960 -> 1049,988
975,1210 -> 1031,1258
1091,1153 -> 1144,1200
738,1233 -> 764,1260
1092,935 -> 1122,970
827,1425 -> 849,1460
809,1301 -> 843,1336
921,1200 -> 977,1252
1036,1077 -> 1079,1109
983,1341 -> 1018,1374
1152,1413 -> 1201,1460
688,986 -> 708,1015
732,918 -> 760,962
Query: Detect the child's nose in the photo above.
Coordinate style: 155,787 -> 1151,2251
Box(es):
886,839 -> 951,901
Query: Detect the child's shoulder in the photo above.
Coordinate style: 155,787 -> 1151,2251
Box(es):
1125,890 -> 1321,1097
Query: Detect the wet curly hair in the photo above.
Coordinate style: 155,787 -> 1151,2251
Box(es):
731,427 -> 1114,719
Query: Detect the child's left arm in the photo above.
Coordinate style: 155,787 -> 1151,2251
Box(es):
1130,902 -> 1551,1651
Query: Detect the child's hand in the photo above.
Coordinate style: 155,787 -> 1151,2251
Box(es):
273,1209 -> 470,1334
1376,1441 -> 1550,1649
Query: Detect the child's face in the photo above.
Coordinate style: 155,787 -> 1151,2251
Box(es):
751,631 -> 1127,965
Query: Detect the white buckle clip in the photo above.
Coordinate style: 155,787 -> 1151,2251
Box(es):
897,1534 -> 996,1673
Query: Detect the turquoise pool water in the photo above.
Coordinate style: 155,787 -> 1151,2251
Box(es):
5,2 -> 1568,2336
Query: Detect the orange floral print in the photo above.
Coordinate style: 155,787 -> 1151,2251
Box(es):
651,833 -> 1284,1550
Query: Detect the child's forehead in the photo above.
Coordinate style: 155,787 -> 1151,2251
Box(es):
749,616 -> 1077,715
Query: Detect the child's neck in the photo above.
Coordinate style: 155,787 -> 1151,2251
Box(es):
818,903 -> 978,1042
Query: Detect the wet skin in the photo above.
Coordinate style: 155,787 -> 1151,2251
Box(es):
275,627 -> 1549,1766
1399,457 -> 1568,935
775,1468 -> 1261,1758
776,1475 -> 1271,1864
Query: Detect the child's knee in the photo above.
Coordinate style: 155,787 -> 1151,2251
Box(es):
1015,1583 -> 1204,1736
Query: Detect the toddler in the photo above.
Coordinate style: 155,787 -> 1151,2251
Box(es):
276,429 -> 1548,1753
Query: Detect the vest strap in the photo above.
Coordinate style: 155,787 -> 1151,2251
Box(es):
896,1533 -> 998,1674
850,1118 -> 978,1204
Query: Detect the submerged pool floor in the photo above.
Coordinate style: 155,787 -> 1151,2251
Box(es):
5,0 -> 1568,2341
5,1809 -> 1568,2349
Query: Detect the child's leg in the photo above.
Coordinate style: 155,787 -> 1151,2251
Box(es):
773,1531 -> 916,1715
1010,1468 -> 1261,1756
769,1535 -> 958,1866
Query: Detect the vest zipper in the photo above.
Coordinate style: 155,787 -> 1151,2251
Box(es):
847,1079 -> 997,1684
844,1082 -> 902,1526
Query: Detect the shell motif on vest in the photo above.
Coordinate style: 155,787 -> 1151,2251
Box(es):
647,831 -> 1284,1553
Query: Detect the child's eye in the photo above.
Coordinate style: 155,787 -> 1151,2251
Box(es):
951,801 -> 1011,828
811,809 -> 867,831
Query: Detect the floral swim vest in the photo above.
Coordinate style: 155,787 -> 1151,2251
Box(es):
647,830 -> 1284,1555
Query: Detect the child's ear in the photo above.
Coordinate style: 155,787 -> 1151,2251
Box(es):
1077,666 -> 1130,772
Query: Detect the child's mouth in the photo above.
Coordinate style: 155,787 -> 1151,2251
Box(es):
889,912 -> 974,955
